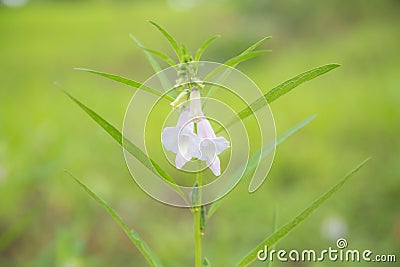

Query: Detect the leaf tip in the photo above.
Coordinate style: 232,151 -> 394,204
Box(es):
147,19 -> 157,26
73,67 -> 88,71
53,81 -> 64,90
360,156 -> 372,165
330,63 -> 341,68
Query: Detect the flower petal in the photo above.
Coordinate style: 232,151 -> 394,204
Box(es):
162,108 -> 195,154
177,107 -> 192,128
175,151 -> 189,169
213,137 -> 230,155
187,134 -> 201,159
161,104 -> 229,175
161,127 -> 179,153
199,139 -> 216,162
197,118 -> 216,139
174,131 -> 201,169
208,156 -> 221,176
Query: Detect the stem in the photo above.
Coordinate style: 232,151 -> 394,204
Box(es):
194,171 -> 202,267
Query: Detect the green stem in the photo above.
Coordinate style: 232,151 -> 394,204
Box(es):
194,171 -> 202,267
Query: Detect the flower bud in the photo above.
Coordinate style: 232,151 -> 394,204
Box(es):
189,87 -> 203,122
170,89 -> 189,109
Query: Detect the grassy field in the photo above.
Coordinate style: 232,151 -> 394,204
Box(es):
0,1 -> 399,266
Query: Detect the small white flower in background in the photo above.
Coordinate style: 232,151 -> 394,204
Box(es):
161,87 -> 230,176
321,216 -> 348,241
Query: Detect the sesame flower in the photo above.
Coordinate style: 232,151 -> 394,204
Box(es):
161,107 -> 200,168
161,88 -> 230,176
197,118 -> 230,176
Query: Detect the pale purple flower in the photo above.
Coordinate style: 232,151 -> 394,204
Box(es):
161,108 -> 200,168
161,88 -> 230,176
197,118 -> 230,176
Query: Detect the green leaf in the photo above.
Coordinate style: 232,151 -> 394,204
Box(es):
180,43 -> 193,63
264,63 -> 340,103
202,50 -> 270,106
194,35 -> 220,62
273,115 -> 317,145
235,158 -> 370,267
130,35 -> 163,72
245,114 -> 316,189
129,35 -> 173,92
205,36 -> 271,80
242,36 -> 272,54
225,50 -> 270,67
144,48 -> 176,66
200,205 -> 207,235
66,171 -> 163,267
180,43 -> 188,57
206,50 -> 270,81
207,115 -> 316,219
63,91 -> 177,186
265,206 -> 278,267
74,68 -> 174,102
225,64 -> 340,129
247,114 -> 317,192
202,37 -> 271,103
148,20 -> 183,61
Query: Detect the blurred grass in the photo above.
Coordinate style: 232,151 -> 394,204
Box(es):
0,0 -> 399,266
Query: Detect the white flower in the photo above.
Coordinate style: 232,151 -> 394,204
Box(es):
161,88 -> 230,176
197,118 -> 230,176
161,108 -> 200,168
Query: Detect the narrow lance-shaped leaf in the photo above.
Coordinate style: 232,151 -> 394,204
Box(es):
265,206 -> 278,267
66,171 -> 163,267
224,64 -> 340,129
148,20 -> 183,61
202,50 -> 270,107
144,48 -> 177,66
235,158 -> 370,267
74,68 -> 174,102
180,43 -> 190,61
204,36 -> 272,81
249,115 -> 317,179
194,34 -> 221,62
225,50 -> 271,67
207,115 -> 317,220
130,34 -> 173,91
265,63 -> 340,103
130,34 -> 164,73
63,91 -> 177,187
242,36 -> 271,54
203,36 -> 271,103
205,50 -> 270,81
247,114 -> 317,192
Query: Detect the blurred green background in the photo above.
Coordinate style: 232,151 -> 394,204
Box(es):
1,0 -> 399,266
